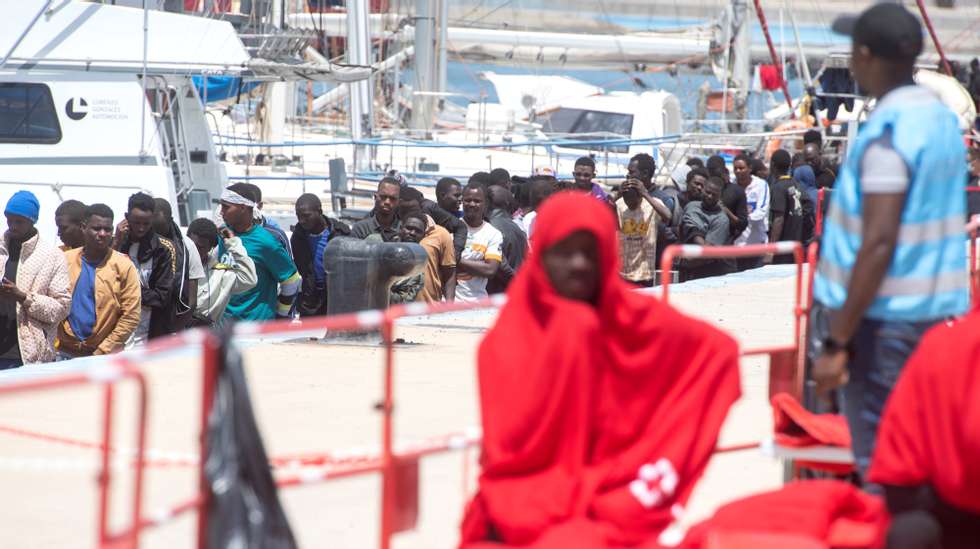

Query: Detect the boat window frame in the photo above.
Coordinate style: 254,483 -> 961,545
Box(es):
0,82 -> 63,145
538,107 -> 634,153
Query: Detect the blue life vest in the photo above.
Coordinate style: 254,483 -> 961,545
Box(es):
814,86 -> 969,321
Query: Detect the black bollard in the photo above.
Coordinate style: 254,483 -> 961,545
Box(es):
323,236 -> 428,317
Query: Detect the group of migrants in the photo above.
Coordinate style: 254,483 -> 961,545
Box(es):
456,5 -> 980,549
1,3 -> 979,547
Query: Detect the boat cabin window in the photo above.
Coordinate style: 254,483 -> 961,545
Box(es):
539,108 -> 633,153
0,83 -> 62,144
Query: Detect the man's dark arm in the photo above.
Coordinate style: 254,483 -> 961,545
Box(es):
769,186 -> 787,243
440,266 -> 456,301
733,194 -> 749,235
769,217 -> 785,243
450,221 -> 466,260
828,192 -> 905,343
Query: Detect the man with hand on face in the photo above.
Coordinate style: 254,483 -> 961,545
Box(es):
55,200 -> 86,252
290,193 -> 351,317
59,204 -> 141,357
152,198 -> 204,332
113,192 -> 175,344
351,177 -> 402,242
455,184 -> 503,303
187,219 -> 256,326
219,183 -> 300,321
613,177 -> 666,287
0,191 -> 71,368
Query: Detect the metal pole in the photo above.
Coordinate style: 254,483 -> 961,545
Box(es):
140,0 -> 150,156
752,0 -> 795,117
437,0 -> 449,98
915,0 -> 954,77
0,0 -> 53,71
787,9 -> 812,88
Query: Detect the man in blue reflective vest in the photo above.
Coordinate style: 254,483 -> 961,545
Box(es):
812,3 -> 969,484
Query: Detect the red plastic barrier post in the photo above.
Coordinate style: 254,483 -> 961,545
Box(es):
0,360 -> 149,549
815,188 -> 828,239
379,316 -> 396,549
196,333 -> 220,549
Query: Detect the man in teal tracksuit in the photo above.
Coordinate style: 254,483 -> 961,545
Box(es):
812,4 -> 969,483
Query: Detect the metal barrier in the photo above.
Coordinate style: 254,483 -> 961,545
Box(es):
660,241 -> 807,401
0,357 -> 150,548
0,245 -> 836,549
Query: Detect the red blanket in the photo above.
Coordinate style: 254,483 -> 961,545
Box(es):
772,393 -> 851,448
868,311 -> 980,515
680,480 -> 888,549
461,192 -> 741,548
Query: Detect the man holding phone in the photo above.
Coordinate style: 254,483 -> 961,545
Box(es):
113,192 -> 175,345
0,191 -> 71,367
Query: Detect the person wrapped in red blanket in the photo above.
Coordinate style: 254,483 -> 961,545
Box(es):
868,310 -> 980,549
460,192 -> 741,549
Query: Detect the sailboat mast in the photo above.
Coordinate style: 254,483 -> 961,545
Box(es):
347,0 -> 374,171
411,0 -> 437,132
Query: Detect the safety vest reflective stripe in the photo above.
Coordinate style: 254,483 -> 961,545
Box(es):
826,207 -> 965,245
817,260 -> 969,297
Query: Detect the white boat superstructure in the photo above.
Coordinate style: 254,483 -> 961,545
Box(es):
0,0 -> 372,238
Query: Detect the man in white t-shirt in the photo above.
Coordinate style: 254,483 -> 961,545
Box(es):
731,154 -> 770,270
455,184 -> 503,303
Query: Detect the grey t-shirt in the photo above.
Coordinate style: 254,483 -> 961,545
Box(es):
682,201 -> 731,246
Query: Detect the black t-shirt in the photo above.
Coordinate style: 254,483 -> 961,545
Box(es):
0,241 -> 21,359
769,177 -> 806,264
770,176 -> 805,245
721,182 -> 749,237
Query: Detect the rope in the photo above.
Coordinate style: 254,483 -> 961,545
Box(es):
915,0 -> 953,77
752,0 -> 796,119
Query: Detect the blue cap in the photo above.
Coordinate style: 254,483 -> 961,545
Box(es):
4,190 -> 40,224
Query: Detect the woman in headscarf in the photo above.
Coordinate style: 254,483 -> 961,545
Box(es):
460,192 -> 741,549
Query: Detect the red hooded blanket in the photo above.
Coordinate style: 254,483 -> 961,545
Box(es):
868,310 -> 980,515
460,192 -> 741,548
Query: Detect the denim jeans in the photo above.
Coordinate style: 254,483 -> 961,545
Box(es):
843,313 -> 938,481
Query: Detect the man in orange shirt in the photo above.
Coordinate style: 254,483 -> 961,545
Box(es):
399,187 -> 456,302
